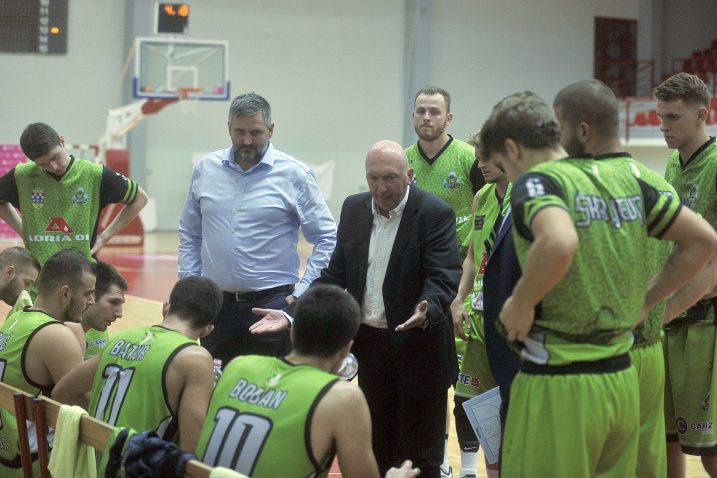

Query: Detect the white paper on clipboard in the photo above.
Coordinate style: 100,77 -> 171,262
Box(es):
461,386 -> 502,464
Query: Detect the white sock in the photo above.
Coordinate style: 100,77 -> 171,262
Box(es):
459,447 -> 477,473
441,436 -> 450,468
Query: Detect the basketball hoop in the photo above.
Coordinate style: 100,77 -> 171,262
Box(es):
177,87 -> 203,114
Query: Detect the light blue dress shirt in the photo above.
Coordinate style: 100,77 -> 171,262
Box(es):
178,142 -> 337,296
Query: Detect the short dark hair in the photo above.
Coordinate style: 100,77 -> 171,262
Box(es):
228,92 -> 272,126
0,247 -> 40,274
292,285 -> 361,358
20,123 -> 62,160
654,72 -> 711,108
480,91 -> 562,159
37,250 -> 93,295
414,86 -> 451,112
93,261 -> 127,300
167,276 -> 223,329
553,79 -> 620,138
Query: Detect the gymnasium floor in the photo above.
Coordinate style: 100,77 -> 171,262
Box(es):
0,232 -> 708,477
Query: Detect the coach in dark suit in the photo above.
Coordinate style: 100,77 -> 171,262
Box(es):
325,140 -> 463,477
249,140 -> 461,476
483,211 -> 522,425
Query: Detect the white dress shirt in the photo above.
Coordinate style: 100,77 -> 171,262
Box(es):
361,187 -> 411,328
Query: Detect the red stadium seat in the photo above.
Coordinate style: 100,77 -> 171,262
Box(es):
648,110 -> 661,126
634,112 -> 648,126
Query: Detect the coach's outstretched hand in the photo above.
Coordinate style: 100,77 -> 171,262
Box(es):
395,300 -> 429,332
249,308 -> 291,334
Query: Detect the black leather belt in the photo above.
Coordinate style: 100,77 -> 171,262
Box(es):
223,284 -> 294,302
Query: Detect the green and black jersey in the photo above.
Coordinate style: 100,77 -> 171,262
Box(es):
470,183 -> 512,313
665,137 -> 717,324
84,328 -> 110,359
196,355 -> 339,478
0,309 -> 60,465
600,153 -> 677,345
0,156 -> 139,265
511,157 -> 681,365
88,325 -> 194,441
406,136 -> 484,258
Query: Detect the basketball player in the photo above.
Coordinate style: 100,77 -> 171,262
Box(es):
79,261 -> 127,358
53,276 -> 223,452
482,91 -> 716,477
197,284 -> 418,478
655,72 -> 717,477
0,250 -> 94,477
406,86 -> 484,478
450,133 -> 508,478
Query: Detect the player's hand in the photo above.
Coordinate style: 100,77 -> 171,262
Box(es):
450,299 -> 469,341
385,460 -> 421,477
249,308 -> 290,334
499,295 -> 534,342
90,234 -> 109,255
395,300 -> 429,332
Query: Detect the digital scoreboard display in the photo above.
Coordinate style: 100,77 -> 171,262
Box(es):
156,3 -> 189,35
0,0 -> 68,54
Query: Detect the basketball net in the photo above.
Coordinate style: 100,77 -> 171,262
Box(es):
177,87 -> 202,114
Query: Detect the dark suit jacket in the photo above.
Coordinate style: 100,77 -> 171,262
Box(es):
483,212 -> 522,409
314,185 -> 461,399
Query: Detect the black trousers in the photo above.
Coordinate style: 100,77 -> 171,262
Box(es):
202,288 -> 292,366
353,324 -> 447,478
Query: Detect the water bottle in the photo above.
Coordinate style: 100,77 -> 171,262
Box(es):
213,358 -> 223,386
336,352 -> 359,381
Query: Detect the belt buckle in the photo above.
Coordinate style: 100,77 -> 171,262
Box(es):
234,292 -> 251,302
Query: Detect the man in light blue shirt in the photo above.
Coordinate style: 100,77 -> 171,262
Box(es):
178,92 -> 337,365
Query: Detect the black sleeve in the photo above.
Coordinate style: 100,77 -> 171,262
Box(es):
100,166 -> 138,209
637,177 -> 682,238
0,169 -> 19,207
470,160 -> 485,195
510,172 -> 565,241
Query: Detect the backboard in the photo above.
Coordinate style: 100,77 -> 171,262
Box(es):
133,36 -> 230,100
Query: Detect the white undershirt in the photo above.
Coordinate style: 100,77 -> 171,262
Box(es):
361,188 -> 410,329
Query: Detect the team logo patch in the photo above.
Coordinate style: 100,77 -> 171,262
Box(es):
526,178 -> 545,197
685,183 -> 699,210
45,217 -> 74,234
443,172 -> 462,189
72,187 -> 88,205
31,189 -> 45,209
677,416 -> 688,434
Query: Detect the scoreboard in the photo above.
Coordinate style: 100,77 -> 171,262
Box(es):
0,0 -> 68,54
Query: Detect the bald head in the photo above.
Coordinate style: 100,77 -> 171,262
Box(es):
365,140 -> 413,217
553,80 -> 620,142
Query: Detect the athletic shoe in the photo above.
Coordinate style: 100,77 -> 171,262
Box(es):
440,465 -> 453,478
460,475 -> 476,478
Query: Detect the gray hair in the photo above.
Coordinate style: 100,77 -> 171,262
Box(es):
228,92 -> 272,126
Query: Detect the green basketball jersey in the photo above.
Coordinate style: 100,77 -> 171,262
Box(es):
88,325 -> 194,440
85,328 -> 110,359
5,290 -> 32,319
602,153 -> 677,345
511,157 -> 681,365
664,137 -> 717,323
472,183 -> 512,296
0,309 -> 60,463
406,137 -> 478,258
15,158 -> 103,265
664,137 -> 717,228
196,355 -> 339,477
